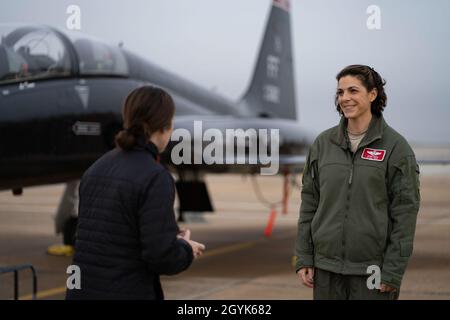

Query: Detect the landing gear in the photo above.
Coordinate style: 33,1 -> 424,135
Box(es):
47,180 -> 79,256
175,171 -> 213,222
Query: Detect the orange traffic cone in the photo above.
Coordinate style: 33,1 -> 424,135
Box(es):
264,206 -> 277,238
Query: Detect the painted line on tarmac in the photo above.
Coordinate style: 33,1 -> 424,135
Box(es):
19,240 -> 258,300
198,241 -> 256,259
20,286 -> 67,300
20,231 -> 297,300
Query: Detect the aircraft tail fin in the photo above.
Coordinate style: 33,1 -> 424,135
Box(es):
240,0 -> 297,120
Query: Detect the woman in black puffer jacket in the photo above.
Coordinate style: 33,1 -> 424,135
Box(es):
66,86 -> 205,300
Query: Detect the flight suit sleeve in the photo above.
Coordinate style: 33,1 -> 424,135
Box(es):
295,147 -> 320,272
138,169 -> 194,275
382,154 -> 420,289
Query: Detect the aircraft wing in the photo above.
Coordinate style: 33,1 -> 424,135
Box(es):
414,146 -> 450,166
417,159 -> 450,165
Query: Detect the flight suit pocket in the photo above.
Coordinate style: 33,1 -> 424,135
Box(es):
400,240 -> 413,257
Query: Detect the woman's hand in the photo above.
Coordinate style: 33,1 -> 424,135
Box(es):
177,228 -> 190,240
297,267 -> 315,288
187,240 -> 206,259
178,229 -> 205,258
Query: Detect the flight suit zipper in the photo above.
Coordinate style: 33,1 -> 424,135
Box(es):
342,141 -> 375,268
349,163 -> 354,185
342,148 -> 358,270
336,121 -> 383,273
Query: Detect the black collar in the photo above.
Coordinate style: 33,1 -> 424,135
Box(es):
135,137 -> 159,160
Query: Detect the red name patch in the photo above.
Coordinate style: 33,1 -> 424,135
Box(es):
361,148 -> 386,161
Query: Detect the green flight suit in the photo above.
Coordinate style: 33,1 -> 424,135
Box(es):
295,115 -> 420,299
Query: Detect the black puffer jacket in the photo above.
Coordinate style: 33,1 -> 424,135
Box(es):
66,141 -> 193,300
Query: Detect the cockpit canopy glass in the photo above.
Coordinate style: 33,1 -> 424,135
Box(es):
0,25 -> 71,85
67,31 -> 128,77
0,25 -> 129,85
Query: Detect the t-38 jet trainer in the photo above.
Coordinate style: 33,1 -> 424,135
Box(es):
0,0 -> 313,245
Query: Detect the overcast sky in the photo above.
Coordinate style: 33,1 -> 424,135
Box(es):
1,0 -> 449,144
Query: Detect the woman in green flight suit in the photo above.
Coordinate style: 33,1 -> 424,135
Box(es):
295,65 -> 420,300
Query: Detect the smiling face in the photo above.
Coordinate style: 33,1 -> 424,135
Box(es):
337,75 -> 377,120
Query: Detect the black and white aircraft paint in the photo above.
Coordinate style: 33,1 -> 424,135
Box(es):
0,0 -> 312,242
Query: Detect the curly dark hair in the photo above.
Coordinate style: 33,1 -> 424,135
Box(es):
335,65 -> 387,117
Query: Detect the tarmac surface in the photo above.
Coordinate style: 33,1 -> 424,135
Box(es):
1,167 -> 450,300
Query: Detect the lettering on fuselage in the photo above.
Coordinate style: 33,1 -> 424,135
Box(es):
262,54 -> 281,104
72,121 -> 101,136
19,81 -> 35,90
